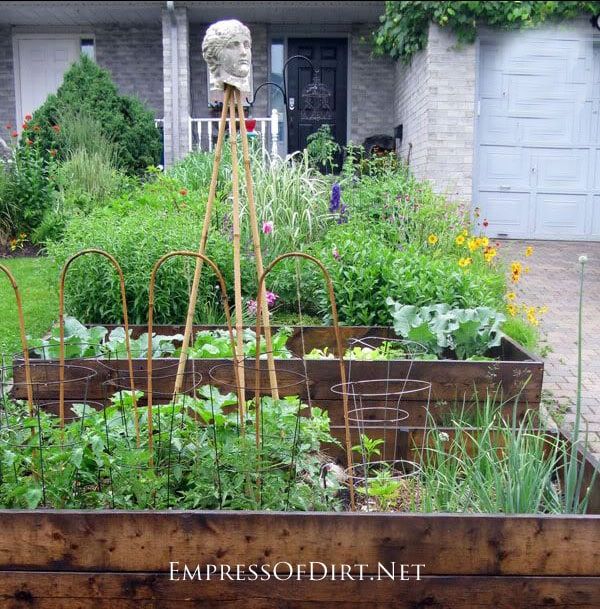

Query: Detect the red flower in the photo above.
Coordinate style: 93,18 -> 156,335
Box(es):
52,125 -> 61,133
179,188 -> 188,196
24,114 -> 32,121
49,149 -> 57,157
22,122 -> 28,130
33,125 -> 41,132
10,131 -> 18,138
482,219 -> 489,228
25,138 -> 33,146
5,124 -> 11,130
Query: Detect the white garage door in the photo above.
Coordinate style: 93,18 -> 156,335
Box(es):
476,25 -> 600,241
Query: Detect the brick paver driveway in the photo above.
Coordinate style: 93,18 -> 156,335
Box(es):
499,240 -> 600,458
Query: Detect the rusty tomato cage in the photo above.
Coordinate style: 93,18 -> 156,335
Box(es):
0,75 -> 598,608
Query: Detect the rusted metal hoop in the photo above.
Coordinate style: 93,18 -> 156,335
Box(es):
58,249 -> 138,442
253,251 -> 356,510
147,251 -> 239,462
0,264 -> 34,416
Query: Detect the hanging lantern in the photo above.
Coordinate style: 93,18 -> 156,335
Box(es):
300,72 -> 333,122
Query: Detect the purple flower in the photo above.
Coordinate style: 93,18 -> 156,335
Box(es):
329,183 -> 341,213
265,291 -> 279,307
247,299 -> 257,315
262,220 -> 274,235
332,247 -> 340,260
337,204 -> 348,224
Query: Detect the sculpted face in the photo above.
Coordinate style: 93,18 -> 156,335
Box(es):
220,35 -> 251,79
202,19 -> 253,98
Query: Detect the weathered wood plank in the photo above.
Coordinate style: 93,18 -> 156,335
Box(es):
0,512 -> 597,576
12,356 -> 543,407
0,572 -> 598,608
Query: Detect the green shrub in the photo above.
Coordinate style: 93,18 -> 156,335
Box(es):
47,176 -> 245,324
27,55 -> 161,174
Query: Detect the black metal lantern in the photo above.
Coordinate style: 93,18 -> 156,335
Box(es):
300,72 -> 333,122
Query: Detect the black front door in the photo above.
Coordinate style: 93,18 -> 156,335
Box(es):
286,38 -> 347,155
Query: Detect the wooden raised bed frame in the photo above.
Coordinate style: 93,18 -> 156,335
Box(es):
1,506 -> 598,608
4,327 -> 600,608
13,325 -> 544,428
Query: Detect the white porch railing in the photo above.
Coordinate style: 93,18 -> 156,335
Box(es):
155,110 -> 280,159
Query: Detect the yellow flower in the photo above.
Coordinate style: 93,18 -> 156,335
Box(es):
539,305 -> 548,315
507,304 -> 517,317
506,292 -> 516,301
458,257 -> 472,268
525,246 -> 534,257
462,228 -> 468,236
428,234 -> 439,245
511,261 -> 523,275
455,235 -> 465,246
481,236 -> 489,248
467,238 -> 478,252
484,247 -> 497,263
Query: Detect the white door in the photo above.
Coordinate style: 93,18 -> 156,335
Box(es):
476,25 -> 600,241
15,37 -> 80,127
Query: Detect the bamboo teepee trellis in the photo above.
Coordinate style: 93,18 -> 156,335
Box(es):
171,84 -> 280,414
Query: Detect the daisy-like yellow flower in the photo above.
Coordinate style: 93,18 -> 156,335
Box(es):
484,247 -> 497,263
481,236 -> 489,248
506,292 -> 516,301
428,234 -> 439,245
458,257 -> 472,268
506,303 -> 517,317
525,245 -> 534,257
455,234 -> 465,246
467,238 -> 478,252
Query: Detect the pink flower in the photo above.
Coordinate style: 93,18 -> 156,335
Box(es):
262,220 -> 274,235
265,291 -> 278,307
247,299 -> 257,315
332,247 -> 340,260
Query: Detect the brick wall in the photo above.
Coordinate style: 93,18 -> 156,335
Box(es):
350,24 -> 396,145
189,22 -> 268,119
95,24 -> 163,116
394,23 -> 476,203
0,26 -> 16,159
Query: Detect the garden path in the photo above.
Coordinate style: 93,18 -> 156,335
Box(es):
498,240 -> 600,459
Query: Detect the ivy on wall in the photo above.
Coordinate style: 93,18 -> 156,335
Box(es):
374,1 -> 600,60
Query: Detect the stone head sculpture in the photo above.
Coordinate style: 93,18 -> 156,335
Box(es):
202,19 -> 252,103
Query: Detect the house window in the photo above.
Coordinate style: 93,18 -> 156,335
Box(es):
80,38 -> 95,59
269,38 -> 285,143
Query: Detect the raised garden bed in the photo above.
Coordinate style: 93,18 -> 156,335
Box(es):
0,507 -> 598,608
12,325 -> 544,427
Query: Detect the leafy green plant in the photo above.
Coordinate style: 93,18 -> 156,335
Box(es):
374,1 -> 598,60
0,388 -> 343,511
306,125 -> 340,173
387,301 -> 505,359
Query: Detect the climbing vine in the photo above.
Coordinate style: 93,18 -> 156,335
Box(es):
374,1 -> 600,60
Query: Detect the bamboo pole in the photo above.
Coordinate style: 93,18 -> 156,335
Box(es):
171,86 -> 232,399
234,89 -> 279,400
227,86 -> 247,426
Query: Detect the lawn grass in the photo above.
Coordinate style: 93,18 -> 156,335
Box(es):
0,256 -> 59,357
